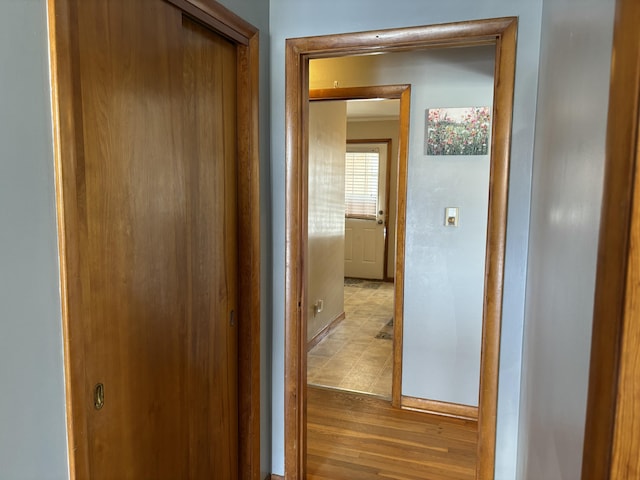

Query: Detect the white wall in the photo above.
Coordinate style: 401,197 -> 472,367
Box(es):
517,1 -> 615,478
307,101 -> 346,341
0,1 -> 68,478
312,48 -> 494,407
270,1 -> 544,477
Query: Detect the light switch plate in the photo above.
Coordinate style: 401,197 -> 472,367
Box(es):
445,207 -> 459,227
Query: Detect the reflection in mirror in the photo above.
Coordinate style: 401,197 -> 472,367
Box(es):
307,100 -> 398,399
305,45 -> 496,479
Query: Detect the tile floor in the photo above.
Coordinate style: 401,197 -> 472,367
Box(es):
307,279 -> 395,398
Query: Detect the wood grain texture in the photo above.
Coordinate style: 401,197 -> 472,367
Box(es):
166,0 -> 256,45
310,85 -> 411,101
48,0 -> 260,478
475,18 -> 517,480
285,18 -> 518,480
611,113 -> 640,478
307,386 -> 477,480
290,17 -> 516,58
581,0 -> 640,477
401,396 -> 479,421
183,17 -> 239,479
236,28 -> 262,480
284,35 -> 305,479
393,86 -> 411,411
601,2 -> 640,477
47,0 -> 91,476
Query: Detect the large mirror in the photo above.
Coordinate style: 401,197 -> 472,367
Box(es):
305,46 -> 494,478
284,18 -> 517,480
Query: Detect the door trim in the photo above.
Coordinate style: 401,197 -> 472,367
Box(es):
581,0 -> 640,477
285,18 -> 517,480
47,0 -> 261,478
401,395 -> 478,421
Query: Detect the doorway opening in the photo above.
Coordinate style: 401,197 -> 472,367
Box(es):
305,85 -> 410,407
285,17 -> 517,480
306,92 -> 405,401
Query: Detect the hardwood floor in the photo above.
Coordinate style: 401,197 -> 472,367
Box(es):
307,386 -> 477,480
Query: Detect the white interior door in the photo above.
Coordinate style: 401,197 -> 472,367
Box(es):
344,143 -> 387,280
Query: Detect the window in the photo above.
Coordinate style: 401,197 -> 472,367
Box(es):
345,150 -> 379,218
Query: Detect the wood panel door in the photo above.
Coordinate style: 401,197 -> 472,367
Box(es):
49,1 -> 260,478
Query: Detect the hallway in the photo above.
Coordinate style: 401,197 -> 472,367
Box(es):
308,279 -> 394,397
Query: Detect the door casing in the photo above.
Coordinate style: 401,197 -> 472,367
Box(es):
48,0 -> 261,478
582,0 -> 640,477
285,18 -> 517,480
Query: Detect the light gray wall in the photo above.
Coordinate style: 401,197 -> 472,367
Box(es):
270,1 -> 543,477
517,1 -> 615,479
307,101 -> 346,341
312,48 -> 495,407
0,1 -> 68,478
399,50 -> 492,407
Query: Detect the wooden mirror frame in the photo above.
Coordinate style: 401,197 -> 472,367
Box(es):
581,0 -> 640,477
284,17 -> 517,480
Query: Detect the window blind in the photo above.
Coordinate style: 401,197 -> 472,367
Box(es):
345,150 -> 379,218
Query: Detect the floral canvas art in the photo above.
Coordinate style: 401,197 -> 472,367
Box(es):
426,107 -> 491,155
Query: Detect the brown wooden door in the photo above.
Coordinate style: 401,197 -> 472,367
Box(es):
63,1 -> 240,478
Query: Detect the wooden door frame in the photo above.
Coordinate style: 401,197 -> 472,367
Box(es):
310,85 -> 410,409
345,138 -> 393,281
285,18 -> 517,480
47,0 -> 261,478
581,0 -> 640,477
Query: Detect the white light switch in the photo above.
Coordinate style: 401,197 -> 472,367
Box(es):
445,207 -> 459,227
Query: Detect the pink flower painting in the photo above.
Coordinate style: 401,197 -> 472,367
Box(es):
426,107 -> 491,155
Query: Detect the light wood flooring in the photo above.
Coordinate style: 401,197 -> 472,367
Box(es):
307,386 -> 478,480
